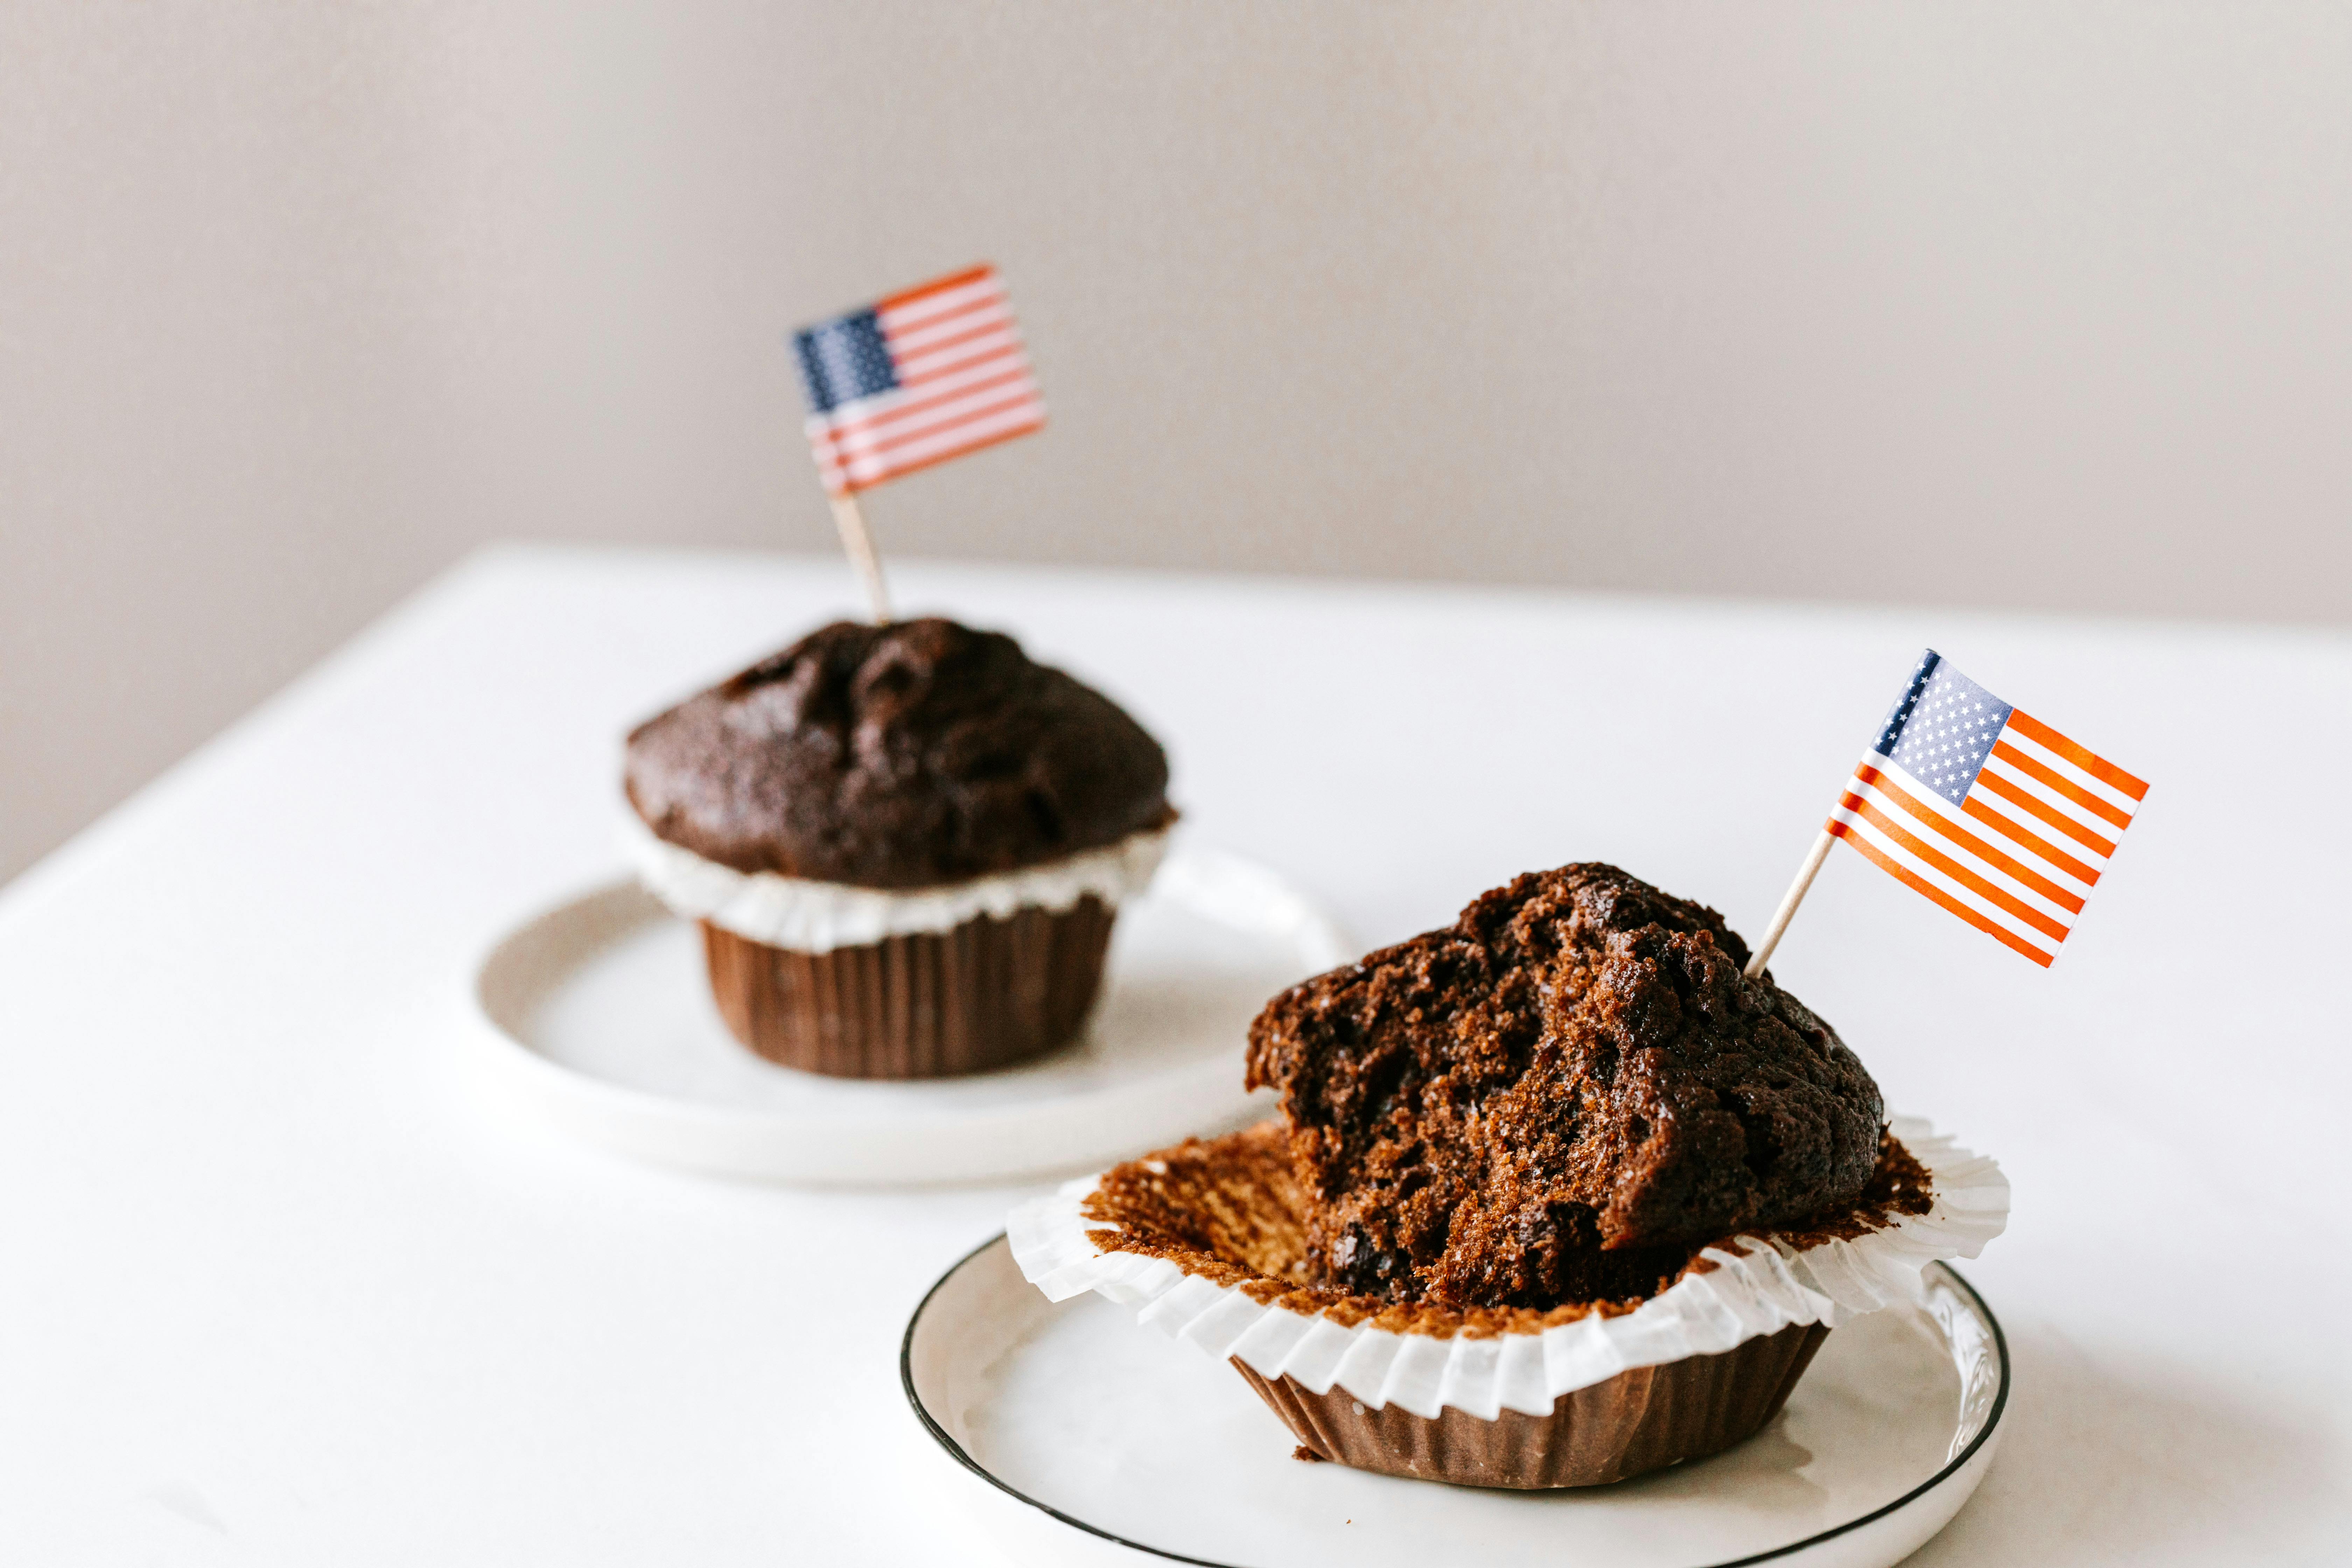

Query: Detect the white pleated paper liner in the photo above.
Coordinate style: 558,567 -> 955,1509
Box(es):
1007,1114 -> 2008,1422
619,814 -> 1171,952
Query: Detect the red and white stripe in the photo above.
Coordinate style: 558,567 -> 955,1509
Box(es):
806,265 -> 1045,496
1826,710 -> 2148,966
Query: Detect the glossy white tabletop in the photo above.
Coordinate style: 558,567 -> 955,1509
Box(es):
1,547 -> 2342,1564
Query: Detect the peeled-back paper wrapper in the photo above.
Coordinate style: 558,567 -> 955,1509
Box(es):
1008,1115 -> 2007,1423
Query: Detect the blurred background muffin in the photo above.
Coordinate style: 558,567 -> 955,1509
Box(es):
624,616 -> 1175,1077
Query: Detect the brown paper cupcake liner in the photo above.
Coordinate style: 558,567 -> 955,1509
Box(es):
701,895 -> 1118,1079
1234,1320 -> 1830,1489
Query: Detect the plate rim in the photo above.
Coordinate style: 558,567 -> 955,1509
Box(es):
900,1232 -> 2012,1568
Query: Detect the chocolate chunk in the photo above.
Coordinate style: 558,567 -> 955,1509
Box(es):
1245,864 -> 1885,1311
624,618 -> 1172,888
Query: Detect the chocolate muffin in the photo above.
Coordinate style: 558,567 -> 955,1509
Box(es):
1013,863 -> 1994,1493
623,618 -> 1175,1078
1245,863 -> 1884,1312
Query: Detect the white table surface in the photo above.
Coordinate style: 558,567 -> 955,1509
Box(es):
2,546 -> 2344,1566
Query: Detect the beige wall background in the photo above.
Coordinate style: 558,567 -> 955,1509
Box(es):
4,1 -> 2350,885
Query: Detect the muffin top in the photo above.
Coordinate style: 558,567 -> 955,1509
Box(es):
624,618 -> 1173,889
1244,864 -> 1885,1312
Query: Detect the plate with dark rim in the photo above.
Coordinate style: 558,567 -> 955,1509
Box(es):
903,1234 -> 2007,1568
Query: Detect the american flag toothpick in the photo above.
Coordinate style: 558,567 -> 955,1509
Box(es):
1747,649 -> 2149,974
789,265 -> 1046,623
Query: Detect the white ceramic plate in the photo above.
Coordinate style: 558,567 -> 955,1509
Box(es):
468,848 -> 1353,1186
903,1237 -> 2008,1568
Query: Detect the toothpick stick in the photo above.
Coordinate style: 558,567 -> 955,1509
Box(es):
1745,828 -> 1835,979
828,491 -> 892,624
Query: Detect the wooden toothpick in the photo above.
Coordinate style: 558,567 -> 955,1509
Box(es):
828,491 -> 892,624
1744,828 -> 1835,979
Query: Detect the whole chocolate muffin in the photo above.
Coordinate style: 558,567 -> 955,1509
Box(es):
623,618 -> 1175,1079
625,617 -> 1172,888
1245,864 -> 1884,1311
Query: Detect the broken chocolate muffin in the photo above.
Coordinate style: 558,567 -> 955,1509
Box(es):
1245,864 -> 1884,1312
